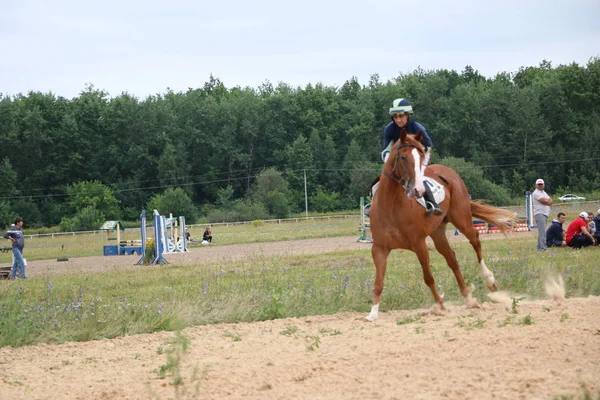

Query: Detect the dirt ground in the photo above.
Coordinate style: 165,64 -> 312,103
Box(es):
1,233 -> 599,400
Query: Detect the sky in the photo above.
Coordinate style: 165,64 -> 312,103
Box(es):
1,0 -> 599,99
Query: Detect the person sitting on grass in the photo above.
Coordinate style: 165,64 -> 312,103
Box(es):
565,212 -> 596,248
546,212 -> 567,247
593,209 -> 600,245
203,227 -> 212,243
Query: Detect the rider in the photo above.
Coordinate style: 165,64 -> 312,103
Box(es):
365,98 -> 442,216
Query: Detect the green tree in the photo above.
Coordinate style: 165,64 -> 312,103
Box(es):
146,188 -> 198,223
252,168 -> 291,218
59,206 -> 105,232
0,158 -> 19,198
65,181 -> 120,219
439,157 -> 511,205
309,188 -> 341,213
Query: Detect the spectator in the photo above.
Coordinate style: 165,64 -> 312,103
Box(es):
203,226 -> 213,243
532,179 -> 552,251
3,217 -> 26,280
546,212 -> 567,247
593,209 -> 600,245
565,212 -> 596,248
185,229 -> 191,241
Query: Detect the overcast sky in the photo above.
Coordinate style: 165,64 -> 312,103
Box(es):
1,0 -> 599,99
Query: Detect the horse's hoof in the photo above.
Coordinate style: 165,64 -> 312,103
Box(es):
487,282 -> 498,291
365,314 -> 378,322
430,303 -> 445,315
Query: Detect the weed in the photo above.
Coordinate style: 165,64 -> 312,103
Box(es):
223,331 -> 242,342
280,326 -> 298,336
396,314 -> 421,325
511,297 -> 525,314
560,313 -> 569,322
259,287 -> 285,321
517,314 -> 534,325
497,315 -> 515,327
306,335 -> 321,351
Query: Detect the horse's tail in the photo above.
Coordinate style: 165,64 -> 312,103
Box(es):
470,200 -> 517,233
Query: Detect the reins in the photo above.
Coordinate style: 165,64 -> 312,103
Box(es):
381,141 -> 451,187
382,142 -> 417,185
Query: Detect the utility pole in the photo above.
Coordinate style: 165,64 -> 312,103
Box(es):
304,169 -> 308,218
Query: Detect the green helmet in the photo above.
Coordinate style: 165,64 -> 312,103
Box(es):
389,98 -> 413,115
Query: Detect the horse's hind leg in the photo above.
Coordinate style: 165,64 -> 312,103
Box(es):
367,243 -> 390,321
451,216 -> 497,291
429,224 -> 470,299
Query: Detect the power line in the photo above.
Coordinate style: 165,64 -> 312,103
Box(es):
1,156 -> 598,201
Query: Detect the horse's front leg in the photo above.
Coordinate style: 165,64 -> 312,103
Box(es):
414,240 -> 445,308
367,243 -> 390,321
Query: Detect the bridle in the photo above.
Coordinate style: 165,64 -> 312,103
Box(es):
381,142 -> 419,186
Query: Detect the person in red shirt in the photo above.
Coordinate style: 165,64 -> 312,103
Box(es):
565,212 -> 596,248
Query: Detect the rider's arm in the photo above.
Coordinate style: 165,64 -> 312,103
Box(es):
382,123 -> 395,162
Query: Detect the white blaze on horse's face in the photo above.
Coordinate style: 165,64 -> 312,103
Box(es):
412,148 -> 426,197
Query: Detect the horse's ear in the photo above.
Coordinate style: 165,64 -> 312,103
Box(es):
400,127 -> 407,143
415,130 -> 423,143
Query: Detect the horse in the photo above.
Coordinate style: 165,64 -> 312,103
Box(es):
366,129 -> 516,321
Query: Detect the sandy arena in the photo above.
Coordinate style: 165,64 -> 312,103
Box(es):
1,235 -> 599,399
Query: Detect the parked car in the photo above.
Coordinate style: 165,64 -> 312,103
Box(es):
558,194 -> 586,201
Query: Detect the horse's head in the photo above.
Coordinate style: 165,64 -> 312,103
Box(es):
385,128 -> 427,199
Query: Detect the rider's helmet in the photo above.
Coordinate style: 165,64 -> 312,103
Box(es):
389,98 -> 413,116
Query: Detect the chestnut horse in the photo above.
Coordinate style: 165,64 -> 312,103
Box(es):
366,129 -> 516,321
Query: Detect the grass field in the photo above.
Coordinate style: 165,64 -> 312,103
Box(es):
0,223 -> 598,348
0,216 -> 361,263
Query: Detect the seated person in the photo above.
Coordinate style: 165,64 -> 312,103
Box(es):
546,212 -> 567,247
565,212 -> 596,248
593,209 -> 600,245
203,227 -> 213,243
185,229 -> 191,241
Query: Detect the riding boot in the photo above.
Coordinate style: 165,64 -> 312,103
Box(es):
423,184 -> 443,216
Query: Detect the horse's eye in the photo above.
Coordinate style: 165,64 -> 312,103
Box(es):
401,156 -> 407,161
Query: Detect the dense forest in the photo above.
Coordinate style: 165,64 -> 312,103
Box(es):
1,57 -> 599,229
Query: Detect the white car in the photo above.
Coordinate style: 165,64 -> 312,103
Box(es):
558,194 -> 586,201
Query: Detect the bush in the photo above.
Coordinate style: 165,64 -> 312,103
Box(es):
59,206 -> 105,232
309,188 -> 341,213
147,188 -> 198,223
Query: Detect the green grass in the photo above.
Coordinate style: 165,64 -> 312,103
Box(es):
0,234 -> 598,348
1,217 -> 361,263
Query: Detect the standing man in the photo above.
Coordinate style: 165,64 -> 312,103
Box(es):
3,217 -> 26,280
532,178 -> 552,251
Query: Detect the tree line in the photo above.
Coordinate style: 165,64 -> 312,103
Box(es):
1,57 -> 599,229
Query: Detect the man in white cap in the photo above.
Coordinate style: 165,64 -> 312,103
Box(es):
532,178 -> 552,251
565,212 -> 596,248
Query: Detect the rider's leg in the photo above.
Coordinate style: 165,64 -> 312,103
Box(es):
423,183 -> 443,216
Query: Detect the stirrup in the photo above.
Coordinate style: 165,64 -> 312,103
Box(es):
426,202 -> 443,216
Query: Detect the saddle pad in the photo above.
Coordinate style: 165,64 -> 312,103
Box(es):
416,177 -> 446,209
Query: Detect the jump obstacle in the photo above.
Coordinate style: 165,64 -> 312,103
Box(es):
149,210 -> 189,265
357,197 -> 373,243
102,210 -> 188,265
